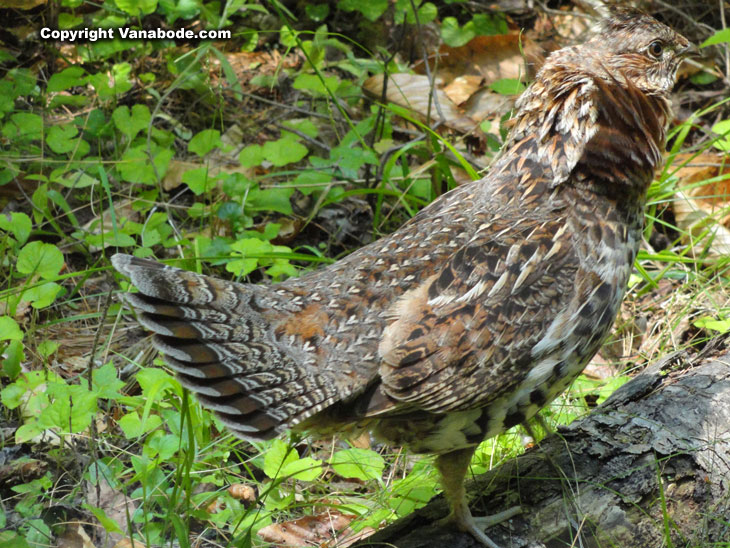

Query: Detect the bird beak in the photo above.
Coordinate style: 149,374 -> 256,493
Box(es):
679,42 -> 701,59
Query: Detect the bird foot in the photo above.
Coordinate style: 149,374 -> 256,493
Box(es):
437,505 -> 521,548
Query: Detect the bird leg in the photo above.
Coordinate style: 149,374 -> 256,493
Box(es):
522,413 -> 552,445
435,447 -> 521,548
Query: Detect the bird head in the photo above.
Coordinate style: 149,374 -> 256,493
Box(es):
583,8 -> 696,96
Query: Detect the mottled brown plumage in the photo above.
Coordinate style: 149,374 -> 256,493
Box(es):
112,9 -> 693,547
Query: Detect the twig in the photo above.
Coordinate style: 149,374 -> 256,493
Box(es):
272,122 -> 330,152
720,0 -> 729,81
652,0 -> 717,35
409,0 -> 447,127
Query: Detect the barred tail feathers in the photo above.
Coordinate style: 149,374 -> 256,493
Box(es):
111,254 -> 339,440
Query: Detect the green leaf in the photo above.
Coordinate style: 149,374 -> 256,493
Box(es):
301,40 -> 325,71
84,231 -> 136,248
117,146 -> 173,184
690,71 -> 718,85
222,172 -> 253,197
46,124 -> 79,154
265,259 -> 298,280
22,282 -> 63,308
262,138 -> 308,166
395,0 -> 436,24
55,170 -> 99,189
0,317 -> 23,341
330,145 -> 377,178
15,423 -> 43,444
282,118 -> 319,138
1,383 -> 25,409
280,456 -> 323,481
110,62 -> 133,95
280,25 -> 299,48
118,411 -> 163,438
157,0 -> 200,20
37,340 -> 59,358
240,29 -> 259,52
9,68 -> 36,96
0,530 -> 31,548
188,129 -> 221,157
701,28 -> 730,47
116,0 -> 158,16
490,78 -> 525,95
338,0 -> 387,21
92,362 -> 125,399
595,375 -> 631,405
47,66 -> 86,92
263,439 -> 298,479
0,212 -> 32,245
145,432 -> 180,460
226,237 -> 269,276
43,382 -> 97,434
306,4 -> 329,21
136,366 -> 177,396
247,185 -> 294,215
293,73 -> 340,96
182,167 -> 216,195
58,12 -> 84,28
17,241 -> 63,279
415,2 -> 437,24
85,506 -> 123,534
330,448 -> 385,481
112,104 -> 151,141
293,170 -> 333,196
472,13 -> 508,36
2,340 -> 24,379
441,17 -> 475,47
0,50 -> 15,63
4,112 -> 43,142
694,316 -> 730,333
389,468 -> 438,515
239,144 -> 265,167
711,120 -> 730,152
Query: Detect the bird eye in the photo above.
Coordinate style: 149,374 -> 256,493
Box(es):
648,40 -> 664,58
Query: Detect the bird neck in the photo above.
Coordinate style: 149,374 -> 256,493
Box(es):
493,67 -> 671,206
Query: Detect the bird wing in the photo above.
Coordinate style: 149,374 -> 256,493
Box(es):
373,215 -> 579,415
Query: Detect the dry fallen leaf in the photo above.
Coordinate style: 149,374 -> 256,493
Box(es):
584,354 -> 622,381
257,510 -> 356,547
347,431 -> 372,450
162,159 -> 254,192
113,539 -> 145,548
363,73 -> 477,133
87,473 -> 135,548
414,33 -> 542,84
0,457 -> 48,486
365,32 -> 542,133
443,75 -> 484,106
323,526 -> 377,548
211,49 -> 303,89
671,153 -> 730,258
80,199 -> 139,251
56,522 -> 96,548
205,497 -> 225,514
228,482 -> 257,503
530,10 -> 592,47
2,0 -> 47,9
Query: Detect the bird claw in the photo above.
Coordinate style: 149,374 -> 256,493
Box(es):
437,505 -> 522,548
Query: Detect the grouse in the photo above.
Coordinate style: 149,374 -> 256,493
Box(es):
112,10 -> 693,547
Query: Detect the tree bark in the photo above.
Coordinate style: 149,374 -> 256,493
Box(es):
356,336 -> 730,547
